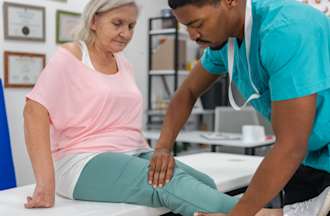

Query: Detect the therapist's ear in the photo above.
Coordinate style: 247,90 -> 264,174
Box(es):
224,0 -> 240,8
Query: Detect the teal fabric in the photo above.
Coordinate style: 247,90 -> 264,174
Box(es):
73,152 -> 238,216
200,0 -> 330,173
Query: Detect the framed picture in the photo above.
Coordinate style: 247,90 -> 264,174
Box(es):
3,2 -> 46,42
56,10 -> 81,43
4,51 -> 46,88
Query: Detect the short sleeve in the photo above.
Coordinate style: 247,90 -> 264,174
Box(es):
200,47 -> 228,75
26,49 -> 68,119
261,22 -> 330,101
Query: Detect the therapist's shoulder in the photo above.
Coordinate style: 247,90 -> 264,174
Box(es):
61,42 -> 82,61
260,1 -> 327,34
259,4 -> 329,43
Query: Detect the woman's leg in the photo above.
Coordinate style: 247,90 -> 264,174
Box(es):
73,152 -> 238,216
140,152 -> 217,189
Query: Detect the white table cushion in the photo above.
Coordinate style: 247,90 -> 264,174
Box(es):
176,153 -> 263,192
0,185 -> 169,216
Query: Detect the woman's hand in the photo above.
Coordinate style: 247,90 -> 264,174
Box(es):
148,148 -> 175,188
24,183 -> 55,208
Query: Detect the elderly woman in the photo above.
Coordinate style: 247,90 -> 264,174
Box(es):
22,0 -> 328,216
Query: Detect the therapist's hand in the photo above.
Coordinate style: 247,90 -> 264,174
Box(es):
148,148 -> 175,188
24,183 -> 55,208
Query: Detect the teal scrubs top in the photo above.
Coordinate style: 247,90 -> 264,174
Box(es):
201,0 -> 330,173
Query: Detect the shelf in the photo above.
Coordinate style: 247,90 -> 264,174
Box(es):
149,28 -> 188,36
149,70 -> 190,76
147,109 -> 214,116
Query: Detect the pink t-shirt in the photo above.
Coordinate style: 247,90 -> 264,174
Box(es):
27,47 -> 149,160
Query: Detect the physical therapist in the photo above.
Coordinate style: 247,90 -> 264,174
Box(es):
148,0 -> 330,215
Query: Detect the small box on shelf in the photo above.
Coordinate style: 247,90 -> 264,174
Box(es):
152,37 -> 187,70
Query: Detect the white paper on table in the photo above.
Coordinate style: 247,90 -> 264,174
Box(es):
200,133 -> 241,140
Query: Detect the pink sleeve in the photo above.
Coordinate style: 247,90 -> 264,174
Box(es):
26,49 -> 69,121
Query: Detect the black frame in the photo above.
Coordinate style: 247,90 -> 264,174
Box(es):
3,2 -> 46,42
147,16 -> 180,155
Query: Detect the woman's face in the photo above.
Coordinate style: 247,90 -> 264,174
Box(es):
91,4 -> 138,53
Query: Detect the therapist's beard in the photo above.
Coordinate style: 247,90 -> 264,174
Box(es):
195,38 -> 227,51
209,40 -> 228,51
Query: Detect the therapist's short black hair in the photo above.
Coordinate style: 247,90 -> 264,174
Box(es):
168,0 -> 220,9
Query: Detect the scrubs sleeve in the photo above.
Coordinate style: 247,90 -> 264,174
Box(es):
200,47 -> 228,75
260,22 -> 330,101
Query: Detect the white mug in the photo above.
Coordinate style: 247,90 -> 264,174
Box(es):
242,125 -> 265,142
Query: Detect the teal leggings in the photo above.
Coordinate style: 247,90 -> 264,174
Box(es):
73,152 -> 238,216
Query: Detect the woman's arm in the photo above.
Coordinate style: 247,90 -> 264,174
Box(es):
23,99 -> 55,208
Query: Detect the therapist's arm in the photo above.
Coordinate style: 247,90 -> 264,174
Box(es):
24,99 -> 55,208
148,61 -> 220,187
228,94 -> 316,216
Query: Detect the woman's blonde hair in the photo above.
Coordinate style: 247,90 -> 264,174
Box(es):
73,0 -> 138,43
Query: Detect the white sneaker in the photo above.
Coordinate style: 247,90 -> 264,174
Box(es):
283,186 -> 330,216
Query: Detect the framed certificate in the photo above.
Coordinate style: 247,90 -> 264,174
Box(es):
56,10 -> 81,43
3,2 -> 46,42
4,51 -> 46,88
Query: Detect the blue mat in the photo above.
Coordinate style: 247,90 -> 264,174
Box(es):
0,79 -> 16,190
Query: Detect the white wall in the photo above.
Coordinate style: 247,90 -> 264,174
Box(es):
0,0 -> 168,186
